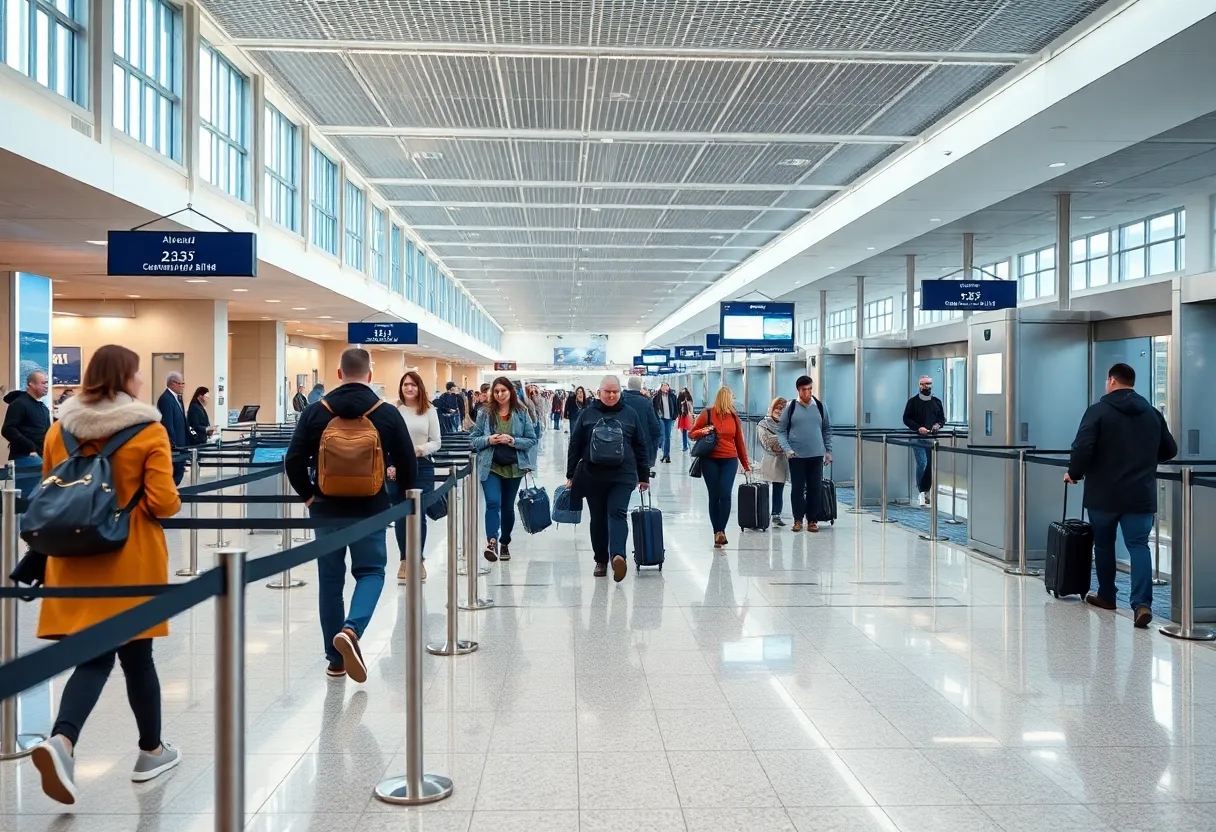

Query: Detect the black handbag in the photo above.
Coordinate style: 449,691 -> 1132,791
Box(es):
689,457 -> 704,478
425,491 -> 448,521
492,444 -> 518,467
690,432 -> 718,459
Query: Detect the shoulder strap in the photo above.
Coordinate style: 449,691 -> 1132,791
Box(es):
362,400 -> 383,418
99,422 -> 153,458
320,399 -> 334,415
814,396 -> 824,419
62,428 -> 81,457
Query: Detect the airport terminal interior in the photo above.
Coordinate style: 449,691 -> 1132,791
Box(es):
3,0 -> 1216,829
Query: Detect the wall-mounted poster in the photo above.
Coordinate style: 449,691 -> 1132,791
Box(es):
52,346 -> 82,386
553,346 -> 607,366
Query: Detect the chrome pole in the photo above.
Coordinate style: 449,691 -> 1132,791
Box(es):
1004,449 -> 1042,577
1161,468 -> 1216,641
460,453 -> 493,611
267,471 -> 304,589
873,434 -> 896,524
177,448 -> 202,577
847,429 -> 866,514
428,482 -> 477,656
919,440 -> 947,542
207,456 -> 231,549
1152,481 -> 1168,586
0,485 -> 44,760
944,431 -> 965,525
375,490 -> 454,805
214,548 -> 247,832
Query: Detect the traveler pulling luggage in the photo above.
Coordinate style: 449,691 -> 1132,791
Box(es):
737,473 -> 771,532
1045,485 -> 1093,598
631,490 -> 665,570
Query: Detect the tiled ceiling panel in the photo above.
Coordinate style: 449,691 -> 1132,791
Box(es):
501,57 -> 587,130
252,52 -> 387,127
591,59 -> 752,133
352,54 -> 505,128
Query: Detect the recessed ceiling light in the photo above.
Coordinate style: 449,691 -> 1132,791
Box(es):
233,288 -> 248,292
600,137 -> 614,144
266,299 -> 281,303
292,307 -> 307,311
709,235 -> 725,241
53,293 -> 63,297
778,158 -> 811,167
412,151 -> 443,161
1048,162 -> 1067,168
608,91 -> 631,101
261,316 -> 270,320
1092,179 -> 1109,186
866,246 -> 875,250
447,206 -> 460,211
1080,215 -> 1096,220
185,279 -> 207,283
589,207 -> 601,212
295,329 -> 304,333
318,315 -> 333,319
127,294 -> 140,298
86,239 -> 107,246
929,218 -> 942,223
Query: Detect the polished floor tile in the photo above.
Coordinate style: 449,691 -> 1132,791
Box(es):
4,435 -> 1216,832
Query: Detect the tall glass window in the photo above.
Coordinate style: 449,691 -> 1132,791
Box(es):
800,317 -> 819,346
390,225 -> 402,294
309,145 -> 338,255
913,290 -> 963,326
426,259 -> 437,313
404,238 -> 416,298
369,207 -> 386,282
862,297 -> 893,336
343,181 -> 365,271
415,249 -> 427,307
263,105 -> 298,231
199,42 -> 250,201
1017,245 -> 1056,301
113,0 -> 181,159
825,308 -> 856,342
2,0 -> 86,103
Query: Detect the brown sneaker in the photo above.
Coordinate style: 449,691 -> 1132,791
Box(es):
396,561 -> 408,583
1134,606 -> 1153,628
593,562 -> 608,578
420,561 -> 427,582
1085,592 -> 1116,611
792,521 -> 803,532
611,555 -> 627,582
332,627 -> 366,683
713,532 -> 726,549
807,522 -> 820,533
484,538 -> 499,562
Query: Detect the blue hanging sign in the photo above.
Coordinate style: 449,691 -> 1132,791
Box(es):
702,350 -> 718,361
641,349 -> 669,365
920,280 -> 1017,312
706,333 -> 721,350
347,322 -> 419,345
107,230 -> 257,277
674,345 -> 706,360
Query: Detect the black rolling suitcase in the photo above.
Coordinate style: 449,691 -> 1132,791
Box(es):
1044,485 -> 1093,598
737,476 -> 770,531
815,462 -> 838,525
631,491 -> 665,570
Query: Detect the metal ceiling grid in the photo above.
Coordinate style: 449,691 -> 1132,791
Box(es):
399,138 -> 518,179
501,56 -> 588,131
254,51 -> 387,127
582,187 -> 677,206
522,186 -> 581,204
523,206 -> 580,228
863,64 -> 1010,137
582,142 -> 703,184
513,140 -> 584,181
329,137 -> 420,179
352,54 -> 505,128
591,59 -> 752,134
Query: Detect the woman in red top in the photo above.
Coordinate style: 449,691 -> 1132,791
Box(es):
689,386 -> 751,549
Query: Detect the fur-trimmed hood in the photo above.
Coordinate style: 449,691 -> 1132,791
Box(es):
57,393 -> 164,441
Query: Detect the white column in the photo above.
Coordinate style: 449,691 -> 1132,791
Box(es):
183,3 -> 202,196
274,321 -> 287,421
1184,193 -> 1214,275
299,124 -> 312,247
251,74 -> 266,225
1056,193 -> 1072,310
905,254 -> 916,335
212,300 -> 230,422
90,0 -> 114,148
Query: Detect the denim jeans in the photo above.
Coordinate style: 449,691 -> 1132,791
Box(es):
1088,509 -> 1154,611
681,429 -> 690,452
912,441 -> 931,494
394,458 -> 434,561
315,524 -> 387,664
700,457 -> 739,533
658,419 -> 674,459
771,481 -> 785,516
584,481 -> 634,563
551,411 -> 561,430
482,472 -> 522,544
13,454 -> 41,499
788,456 -> 824,523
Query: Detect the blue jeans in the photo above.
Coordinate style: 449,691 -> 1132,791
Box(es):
1088,509 -> 1154,611
584,481 -> 633,563
551,411 -> 561,430
912,441 -> 930,494
771,481 -> 785,516
681,429 -> 690,451
482,472 -> 522,544
701,457 -> 738,533
659,419 -> 674,459
13,454 -> 42,499
315,524 -> 387,664
394,459 -> 433,561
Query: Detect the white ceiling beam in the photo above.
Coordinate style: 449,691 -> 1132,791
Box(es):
393,202 -> 805,211
430,242 -> 760,250
320,126 -> 913,144
224,38 -> 1029,65
369,178 -> 845,191
410,226 -> 758,234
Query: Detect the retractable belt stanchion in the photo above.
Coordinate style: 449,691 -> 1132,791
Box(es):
206,455 -> 232,549
267,470 -> 305,589
847,429 -> 865,514
1161,468 -> 1216,641
177,448 -> 202,577
214,548 -> 247,832
1152,481 -> 1169,587
460,452 -> 493,611
873,435 -> 896,524
919,440 -> 947,542
427,483 -> 477,656
944,432 -> 965,525
376,490 -> 454,805
1,485 -> 45,760
1004,449 -> 1042,577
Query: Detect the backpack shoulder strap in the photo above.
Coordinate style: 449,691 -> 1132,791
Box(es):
61,428 -> 81,457
362,400 -> 383,418
814,396 -> 824,419
320,399 -> 334,414
99,422 -> 153,458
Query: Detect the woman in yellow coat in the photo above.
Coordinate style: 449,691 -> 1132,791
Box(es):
29,344 -> 183,805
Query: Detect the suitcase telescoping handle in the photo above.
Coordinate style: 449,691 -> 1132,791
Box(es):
1062,482 -> 1076,523
639,487 -> 653,509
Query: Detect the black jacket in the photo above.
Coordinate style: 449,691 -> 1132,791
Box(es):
292,392 -> 308,413
563,395 -> 586,423
157,388 -> 188,449
902,395 -> 946,432
285,382 -> 417,518
567,399 -> 651,490
652,390 -> 678,421
1068,388 -> 1177,514
187,400 -> 211,446
435,391 -> 465,418
622,389 -> 661,462
2,390 -> 50,457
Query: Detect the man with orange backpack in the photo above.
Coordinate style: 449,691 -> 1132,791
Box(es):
285,348 -> 416,682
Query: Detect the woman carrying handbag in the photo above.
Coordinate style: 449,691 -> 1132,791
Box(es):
688,387 -> 751,549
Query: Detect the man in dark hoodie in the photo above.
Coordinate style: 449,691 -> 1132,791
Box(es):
285,348 -> 417,682
622,375 -> 661,474
902,375 -> 946,506
3,370 -> 50,497
1066,362 -> 1177,628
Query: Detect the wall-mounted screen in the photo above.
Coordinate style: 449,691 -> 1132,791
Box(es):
641,349 -> 669,365
719,302 -> 795,350
554,346 -> 607,366
976,353 -> 1003,396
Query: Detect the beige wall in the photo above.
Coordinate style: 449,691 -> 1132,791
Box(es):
51,300 -> 228,422
286,336 -> 325,400
229,321 -> 284,423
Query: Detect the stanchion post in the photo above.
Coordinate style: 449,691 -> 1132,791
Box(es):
460,453 -> 493,611
214,548 -> 247,832
1004,449 -> 1042,577
873,435 -> 896,524
1161,468 -> 1216,641
267,470 -> 305,590
919,440 -> 947,542
1,485 -> 45,760
847,429 -> 866,514
177,448 -> 202,577
1152,480 -> 1168,586
944,431 -> 965,525
207,457 -> 231,549
375,490 -> 454,805
428,484 -> 477,656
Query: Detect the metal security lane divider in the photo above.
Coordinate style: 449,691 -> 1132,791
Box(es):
459,451 -> 493,611
0,484 -> 45,760
1004,449 -> 1042,578
267,469 -> 305,590
427,466 -> 477,657
872,434 -> 897,525
177,448 -> 204,578
1161,469 -> 1216,642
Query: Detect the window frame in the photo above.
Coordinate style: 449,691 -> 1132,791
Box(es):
309,145 -> 338,256
862,297 -> 894,336
112,0 -> 182,159
198,40 -> 251,202
2,0 -> 88,104
262,104 -> 299,232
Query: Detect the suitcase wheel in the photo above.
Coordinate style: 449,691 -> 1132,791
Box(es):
658,564 -> 663,571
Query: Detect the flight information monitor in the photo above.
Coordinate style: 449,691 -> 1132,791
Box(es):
719,302 -> 795,350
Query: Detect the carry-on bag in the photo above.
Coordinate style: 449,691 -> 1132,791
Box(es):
1044,485 -> 1093,598
631,490 -> 665,570
737,475 -> 771,531
516,475 -> 552,535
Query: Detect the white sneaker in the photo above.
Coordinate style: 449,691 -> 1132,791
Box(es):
917,492 -> 929,507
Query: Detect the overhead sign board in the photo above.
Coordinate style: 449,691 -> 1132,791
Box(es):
674,345 -> 706,360
719,301 -> 795,350
641,349 -> 669,365
107,230 -> 257,277
706,333 -> 721,350
747,346 -> 796,354
702,350 -> 718,361
346,322 -> 419,345
494,361 -> 517,371
920,280 -> 1018,312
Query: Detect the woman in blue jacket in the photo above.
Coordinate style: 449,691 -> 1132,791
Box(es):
469,377 -> 537,563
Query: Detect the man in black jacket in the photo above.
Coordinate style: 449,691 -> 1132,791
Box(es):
156,372 -> 188,485
652,382 -> 678,463
566,376 -> 650,582
434,382 -> 466,434
1066,362 -> 1177,628
902,376 -> 946,506
285,348 -> 417,682
2,371 -> 50,497
622,375 -> 661,473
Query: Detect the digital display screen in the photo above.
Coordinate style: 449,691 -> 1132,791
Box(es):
641,349 -> 669,365
719,302 -> 795,350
